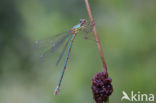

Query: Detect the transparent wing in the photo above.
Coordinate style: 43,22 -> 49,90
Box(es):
34,30 -> 71,49
34,30 -> 71,63
56,36 -> 71,66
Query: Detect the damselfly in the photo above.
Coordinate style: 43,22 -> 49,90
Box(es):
35,19 -> 93,95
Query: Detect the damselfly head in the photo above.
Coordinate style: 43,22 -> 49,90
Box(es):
80,19 -> 87,25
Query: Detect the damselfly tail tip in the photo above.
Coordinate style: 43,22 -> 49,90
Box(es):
54,86 -> 60,96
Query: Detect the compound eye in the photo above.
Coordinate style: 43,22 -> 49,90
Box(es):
80,19 -> 83,23
83,19 -> 86,23
80,19 -> 86,23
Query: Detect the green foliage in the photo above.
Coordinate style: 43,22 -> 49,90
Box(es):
0,0 -> 156,103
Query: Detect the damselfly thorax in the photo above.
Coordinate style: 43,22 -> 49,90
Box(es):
71,19 -> 87,35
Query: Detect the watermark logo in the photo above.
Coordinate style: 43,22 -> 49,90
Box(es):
121,91 -> 154,102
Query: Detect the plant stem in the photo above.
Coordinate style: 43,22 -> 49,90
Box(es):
84,0 -> 108,76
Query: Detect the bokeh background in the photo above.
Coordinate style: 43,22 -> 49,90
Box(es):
0,0 -> 156,103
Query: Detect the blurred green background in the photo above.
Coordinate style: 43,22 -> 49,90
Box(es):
0,0 -> 156,103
